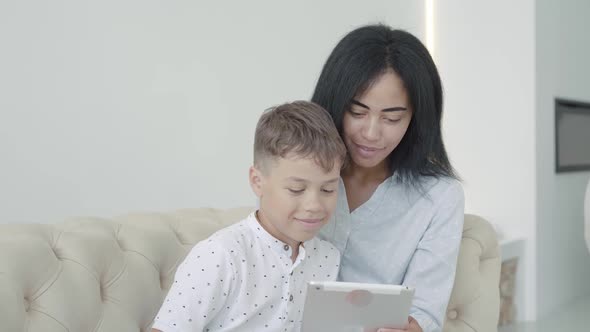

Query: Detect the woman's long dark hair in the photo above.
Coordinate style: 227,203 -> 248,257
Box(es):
311,24 -> 458,188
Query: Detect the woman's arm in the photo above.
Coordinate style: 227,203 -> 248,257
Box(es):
403,181 -> 465,332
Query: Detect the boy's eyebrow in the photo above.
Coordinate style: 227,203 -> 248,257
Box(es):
286,177 -> 308,182
286,177 -> 340,184
351,99 -> 407,112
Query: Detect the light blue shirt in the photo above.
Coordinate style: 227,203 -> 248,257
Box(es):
319,174 -> 465,332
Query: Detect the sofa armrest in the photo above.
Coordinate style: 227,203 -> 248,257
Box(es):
444,214 -> 501,332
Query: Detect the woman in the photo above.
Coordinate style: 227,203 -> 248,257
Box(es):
312,24 -> 464,332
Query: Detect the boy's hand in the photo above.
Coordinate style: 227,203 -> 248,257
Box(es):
364,316 -> 423,332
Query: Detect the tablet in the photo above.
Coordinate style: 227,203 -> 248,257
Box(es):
301,281 -> 415,331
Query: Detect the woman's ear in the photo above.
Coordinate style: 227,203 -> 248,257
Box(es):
249,165 -> 264,197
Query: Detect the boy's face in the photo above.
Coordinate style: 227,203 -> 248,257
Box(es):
249,154 -> 341,249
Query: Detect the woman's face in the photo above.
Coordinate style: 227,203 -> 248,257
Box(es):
342,70 -> 413,171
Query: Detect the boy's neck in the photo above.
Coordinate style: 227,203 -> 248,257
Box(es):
255,210 -> 301,263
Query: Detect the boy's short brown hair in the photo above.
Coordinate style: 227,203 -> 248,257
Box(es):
253,101 -> 347,173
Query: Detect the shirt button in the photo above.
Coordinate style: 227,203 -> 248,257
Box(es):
289,294 -> 294,301
283,244 -> 289,251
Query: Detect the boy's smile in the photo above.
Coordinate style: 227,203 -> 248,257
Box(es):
294,217 -> 324,229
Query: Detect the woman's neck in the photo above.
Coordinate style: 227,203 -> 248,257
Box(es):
341,161 -> 392,212
342,161 -> 391,184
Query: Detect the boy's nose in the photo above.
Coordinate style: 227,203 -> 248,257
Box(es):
303,192 -> 322,212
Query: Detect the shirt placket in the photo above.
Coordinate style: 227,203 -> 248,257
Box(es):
278,244 -> 306,331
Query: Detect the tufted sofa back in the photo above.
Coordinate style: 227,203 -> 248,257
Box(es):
0,207 -> 252,332
0,208 -> 500,332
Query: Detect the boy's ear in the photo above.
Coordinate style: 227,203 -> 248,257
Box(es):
249,165 -> 264,197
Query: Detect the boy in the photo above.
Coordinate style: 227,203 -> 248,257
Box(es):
152,101 -> 347,332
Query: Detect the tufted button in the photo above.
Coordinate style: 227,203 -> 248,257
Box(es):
24,297 -> 31,312
100,283 -> 106,301
115,238 -> 126,251
50,246 -> 61,260
447,309 -> 458,320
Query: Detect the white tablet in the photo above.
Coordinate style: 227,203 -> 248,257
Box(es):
301,281 -> 415,332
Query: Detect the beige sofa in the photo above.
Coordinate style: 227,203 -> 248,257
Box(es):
0,208 -> 501,332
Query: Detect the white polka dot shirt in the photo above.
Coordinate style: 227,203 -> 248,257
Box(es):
152,212 -> 340,332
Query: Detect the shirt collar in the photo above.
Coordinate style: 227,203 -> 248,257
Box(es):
245,211 -> 310,260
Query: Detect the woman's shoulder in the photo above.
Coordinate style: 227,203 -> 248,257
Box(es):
423,177 -> 465,215
427,176 -> 463,196
400,175 -> 464,204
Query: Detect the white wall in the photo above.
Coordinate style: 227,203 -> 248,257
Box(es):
0,1 -> 424,224
436,0 -> 590,322
434,0 -> 537,321
535,0 -> 590,318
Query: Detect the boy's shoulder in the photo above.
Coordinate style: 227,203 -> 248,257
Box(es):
303,236 -> 340,280
201,213 -> 257,249
305,236 -> 340,259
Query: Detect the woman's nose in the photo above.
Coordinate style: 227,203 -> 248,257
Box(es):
361,117 -> 380,141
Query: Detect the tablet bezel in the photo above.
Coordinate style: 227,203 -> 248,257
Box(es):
301,281 -> 415,331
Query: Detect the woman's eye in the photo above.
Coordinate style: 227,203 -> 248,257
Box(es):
348,110 -> 365,117
385,118 -> 401,123
288,188 -> 305,194
322,189 -> 335,194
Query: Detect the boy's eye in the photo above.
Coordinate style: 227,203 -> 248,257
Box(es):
321,189 -> 335,194
288,188 -> 305,194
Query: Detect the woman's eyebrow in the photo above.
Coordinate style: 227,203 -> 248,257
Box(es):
351,99 -> 407,112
